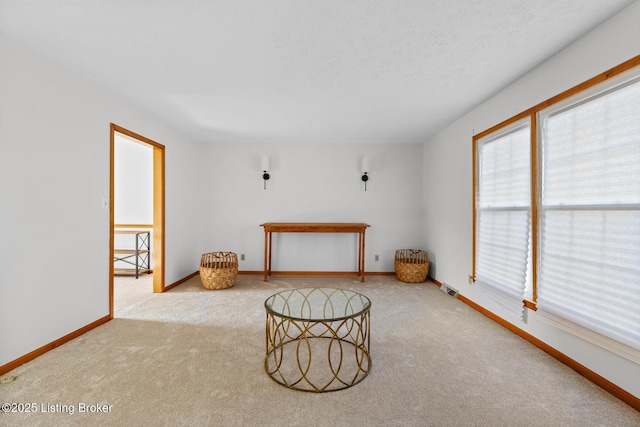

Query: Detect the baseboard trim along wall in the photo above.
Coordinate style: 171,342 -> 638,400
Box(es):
238,270 -> 396,276
164,271 -> 199,292
429,278 -> 640,412
0,271 -> 198,376
0,315 -> 111,376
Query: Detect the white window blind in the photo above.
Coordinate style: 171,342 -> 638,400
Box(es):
475,122 -> 531,320
538,75 -> 640,350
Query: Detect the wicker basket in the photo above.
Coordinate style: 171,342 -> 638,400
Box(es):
200,252 -> 238,290
395,249 -> 429,283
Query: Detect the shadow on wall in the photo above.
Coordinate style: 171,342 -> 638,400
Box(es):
427,251 -> 436,279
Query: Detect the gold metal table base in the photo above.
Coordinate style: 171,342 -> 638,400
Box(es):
265,310 -> 371,392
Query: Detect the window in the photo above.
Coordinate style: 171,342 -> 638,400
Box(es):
474,119 -> 531,321
537,73 -> 640,350
473,57 -> 640,356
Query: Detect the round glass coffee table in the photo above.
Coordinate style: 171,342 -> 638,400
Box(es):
264,287 -> 371,392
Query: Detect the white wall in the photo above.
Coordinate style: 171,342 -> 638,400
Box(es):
422,2 -> 640,398
0,32 -> 203,367
114,135 -> 153,225
198,142 -> 425,273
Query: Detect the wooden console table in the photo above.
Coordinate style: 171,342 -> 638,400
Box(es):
260,222 -> 370,282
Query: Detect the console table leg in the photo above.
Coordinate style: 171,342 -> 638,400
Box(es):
268,232 -> 273,276
263,231 -> 268,282
360,231 -> 366,282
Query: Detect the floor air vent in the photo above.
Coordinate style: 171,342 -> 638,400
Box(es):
441,283 -> 459,298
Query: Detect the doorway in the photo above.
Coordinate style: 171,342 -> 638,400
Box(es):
109,124 -> 165,317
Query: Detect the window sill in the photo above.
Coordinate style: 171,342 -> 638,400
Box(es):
537,309 -> 640,366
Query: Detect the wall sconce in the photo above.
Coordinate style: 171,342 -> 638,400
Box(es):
261,155 -> 271,189
361,157 -> 370,191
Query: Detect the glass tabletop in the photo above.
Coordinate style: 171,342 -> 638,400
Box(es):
265,287 -> 371,321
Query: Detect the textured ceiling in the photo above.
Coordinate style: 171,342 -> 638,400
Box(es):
0,0 -> 635,144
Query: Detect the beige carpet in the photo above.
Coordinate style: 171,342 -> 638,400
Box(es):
1,274 -> 639,426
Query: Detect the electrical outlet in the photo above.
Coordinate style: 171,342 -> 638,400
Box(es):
240,254 -> 245,261
374,254 -> 379,262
